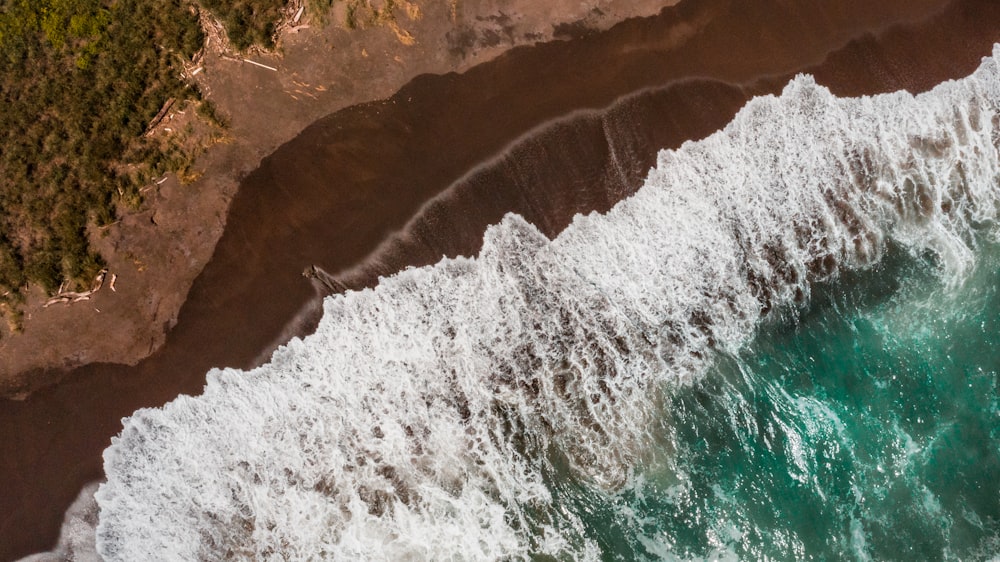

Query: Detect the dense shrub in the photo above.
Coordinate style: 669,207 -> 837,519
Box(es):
200,0 -> 287,50
0,0 -> 204,312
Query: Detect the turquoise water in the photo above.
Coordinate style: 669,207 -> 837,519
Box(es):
549,243 -> 1000,560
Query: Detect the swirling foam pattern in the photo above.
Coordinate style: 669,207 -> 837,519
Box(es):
96,47 -> 1000,560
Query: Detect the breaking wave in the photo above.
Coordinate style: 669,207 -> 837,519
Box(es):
96,47 -> 1000,560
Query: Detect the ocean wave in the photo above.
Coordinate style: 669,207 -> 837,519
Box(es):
96,46 -> 1000,560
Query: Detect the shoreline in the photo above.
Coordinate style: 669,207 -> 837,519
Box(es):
3,0 -> 1000,559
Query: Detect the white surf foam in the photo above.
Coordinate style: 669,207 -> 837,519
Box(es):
96,47 -> 1000,560
20,482 -> 101,562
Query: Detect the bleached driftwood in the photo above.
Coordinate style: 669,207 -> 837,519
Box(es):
243,58 -> 278,72
144,98 -> 176,136
43,269 -> 110,308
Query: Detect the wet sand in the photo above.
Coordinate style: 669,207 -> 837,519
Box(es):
3,0 -> 1000,558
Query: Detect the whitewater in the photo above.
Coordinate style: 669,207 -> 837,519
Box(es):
95,47 -> 1000,559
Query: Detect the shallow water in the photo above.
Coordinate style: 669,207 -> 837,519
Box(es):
558,243 -> 1000,560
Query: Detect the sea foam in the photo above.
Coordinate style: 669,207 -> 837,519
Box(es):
96,47 -> 1000,560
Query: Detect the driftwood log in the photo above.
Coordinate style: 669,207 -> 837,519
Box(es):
43,269 -> 109,308
302,265 -> 348,295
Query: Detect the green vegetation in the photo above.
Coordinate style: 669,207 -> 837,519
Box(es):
305,0 -> 336,26
0,0 -> 205,324
0,0 -> 300,331
201,0 -> 287,50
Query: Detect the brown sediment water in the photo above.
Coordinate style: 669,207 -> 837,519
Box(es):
2,0 -> 999,558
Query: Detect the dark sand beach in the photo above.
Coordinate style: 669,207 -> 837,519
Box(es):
3,0 -> 1000,558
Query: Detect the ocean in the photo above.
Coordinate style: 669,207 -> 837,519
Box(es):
562,241 -> 1000,560
94,47 -> 1000,560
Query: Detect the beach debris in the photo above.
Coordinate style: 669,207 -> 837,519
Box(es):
291,88 -> 318,100
143,98 -> 176,136
302,265 -> 349,294
43,297 -> 70,308
243,58 -> 278,72
43,269 -> 110,308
